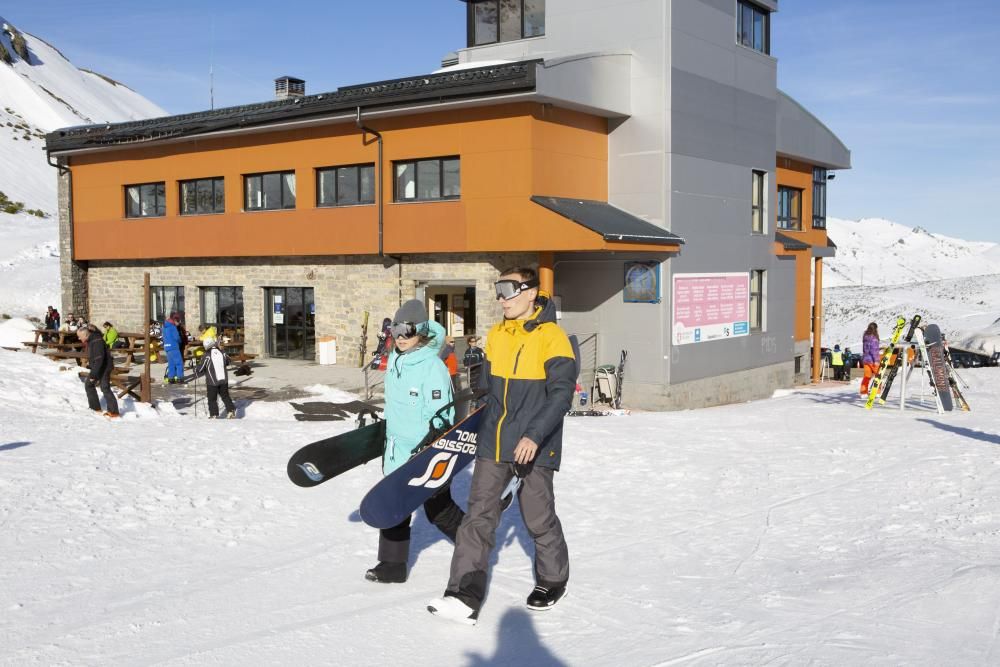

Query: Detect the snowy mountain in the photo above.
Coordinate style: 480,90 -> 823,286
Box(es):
0,16 -> 164,317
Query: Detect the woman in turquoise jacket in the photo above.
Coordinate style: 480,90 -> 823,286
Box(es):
365,300 -> 464,584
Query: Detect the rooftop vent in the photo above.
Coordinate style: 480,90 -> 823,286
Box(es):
275,76 -> 305,100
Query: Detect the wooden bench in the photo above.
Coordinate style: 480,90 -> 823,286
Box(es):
49,350 -> 89,366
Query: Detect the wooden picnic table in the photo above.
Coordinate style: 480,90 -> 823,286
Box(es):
46,350 -> 89,366
24,328 -> 82,352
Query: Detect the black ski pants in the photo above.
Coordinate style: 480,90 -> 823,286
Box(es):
378,484 -> 464,565
85,365 -> 119,415
206,382 -> 236,417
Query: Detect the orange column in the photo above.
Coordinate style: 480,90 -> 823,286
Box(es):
538,251 -> 555,294
812,257 -> 823,383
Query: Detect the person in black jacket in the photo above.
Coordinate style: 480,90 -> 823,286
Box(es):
78,325 -> 120,418
195,337 -> 238,419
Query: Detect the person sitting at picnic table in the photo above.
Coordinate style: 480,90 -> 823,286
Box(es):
78,324 -> 120,419
195,337 -> 238,419
102,321 -> 123,349
44,306 -> 60,340
59,313 -> 75,333
194,324 -> 217,358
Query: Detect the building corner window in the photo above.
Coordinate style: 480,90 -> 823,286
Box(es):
737,1 -> 770,55
813,167 -> 828,229
751,169 -> 766,234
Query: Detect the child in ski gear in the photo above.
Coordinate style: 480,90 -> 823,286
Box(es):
428,267 -> 575,625
366,299 -> 463,584
162,314 -> 184,384
195,337 -> 237,418
78,325 -> 120,418
860,322 -> 880,394
831,344 -> 845,381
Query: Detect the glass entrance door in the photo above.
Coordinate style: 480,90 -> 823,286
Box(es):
266,287 -> 315,359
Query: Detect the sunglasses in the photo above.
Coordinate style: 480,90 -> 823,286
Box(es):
494,278 -> 539,301
390,322 -> 419,340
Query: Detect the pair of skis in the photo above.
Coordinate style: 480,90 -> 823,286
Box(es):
864,317 -> 907,409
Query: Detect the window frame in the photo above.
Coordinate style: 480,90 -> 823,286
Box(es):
316,163 -> 376,208
777,186 -> 802,231
124,182 -> 166,218
749,269 -> 765,333
243,170 -> 296,212
199,286 -> 245,329
467,0 -> 546,47
150,286 -> 185,323
393,156 -> 461,203
736,1 -> 770,55
179,177 -> 225,216
812,167 -> 828,229
751,169 -> 766,234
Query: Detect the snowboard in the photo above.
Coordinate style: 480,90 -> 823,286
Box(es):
865,316 -> 906,409
369,318 -> 393,371
360,407 -> 484,530
924,324 -> 954,412
287,417 -> 385,487
614,350 -> 628,409
878,315 -> 921,404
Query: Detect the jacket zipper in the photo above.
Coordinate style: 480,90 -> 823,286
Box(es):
496,345 -> 524,462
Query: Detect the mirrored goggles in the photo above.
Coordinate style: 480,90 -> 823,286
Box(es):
390,322 -> 419,340
494,278 -> 539,301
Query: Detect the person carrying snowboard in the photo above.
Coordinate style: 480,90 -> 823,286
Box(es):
195,337 -> 238,419
428,267 -> 575,625
365,299 -> 464,584
860,322 -> 880,395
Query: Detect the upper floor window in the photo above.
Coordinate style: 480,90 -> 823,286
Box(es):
737,1 -> 769,54
469,0 -> 545,47
317,164 -> 375,207
394,157 -> 460,202
125,182 -> 165,218
245,171 -> 295,211
777,186 -> 801,231
813,167 -> 827,229
180,177 -> 225,215
751,169 -> 766,234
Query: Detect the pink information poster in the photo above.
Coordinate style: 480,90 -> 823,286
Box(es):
672,272 -> 750,345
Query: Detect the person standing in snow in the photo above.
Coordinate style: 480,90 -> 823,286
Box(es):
831,344 -> 845,381
365,299 -> 464,585
77,324 -> 120,418
428,267 -> 575,625
194,337 -> 237,419
162,313 -> 184,384
860,322 -> 880,395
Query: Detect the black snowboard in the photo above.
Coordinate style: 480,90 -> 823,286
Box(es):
924,324 -> 954,412
287,420 -> 385,487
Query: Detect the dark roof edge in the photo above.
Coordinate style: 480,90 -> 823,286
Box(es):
531,196 -> 685,246
774,231 -> 810,250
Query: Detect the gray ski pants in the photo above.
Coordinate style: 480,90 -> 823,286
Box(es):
445,458 -> 568,611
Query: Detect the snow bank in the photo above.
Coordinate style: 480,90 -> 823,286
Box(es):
0,316 -> 36,347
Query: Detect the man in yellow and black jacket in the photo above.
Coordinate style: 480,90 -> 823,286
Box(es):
428,267 -> 576,625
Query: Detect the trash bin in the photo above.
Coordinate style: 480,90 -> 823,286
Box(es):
318,335 -> 337,365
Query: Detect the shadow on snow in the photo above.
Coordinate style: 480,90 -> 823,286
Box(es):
0,441 -> 31,452
464,607 -> 568,667
917,419 -> 1000,446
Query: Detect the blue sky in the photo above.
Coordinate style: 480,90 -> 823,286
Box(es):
5,0 -> 998,241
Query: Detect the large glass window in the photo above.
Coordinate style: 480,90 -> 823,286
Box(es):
180,177 -> 225,215
244,171 -> 296,211
777,187 -> 802,231
394,157 -> 460,202
737,1 -> 769,54
470,0 -> 545,46
317,164 -> 375,207
150,286 -> 184,322
125,182 -> 166,218
813,167 -> 828,229
201,287 -> 245,329
750,270 -> 765,332
751,170 -> 766,234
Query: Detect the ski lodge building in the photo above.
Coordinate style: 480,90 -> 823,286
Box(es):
46,0 -> 850,410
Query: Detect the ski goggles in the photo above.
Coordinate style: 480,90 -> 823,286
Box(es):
494,278 -> 539,301
390,322 -> 419,340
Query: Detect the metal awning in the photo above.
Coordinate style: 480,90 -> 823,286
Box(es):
531,196 -> 684,246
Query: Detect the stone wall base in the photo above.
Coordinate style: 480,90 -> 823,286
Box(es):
622,361 -> 795,411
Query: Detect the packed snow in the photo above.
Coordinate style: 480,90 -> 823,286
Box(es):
2,329 -> 1000,665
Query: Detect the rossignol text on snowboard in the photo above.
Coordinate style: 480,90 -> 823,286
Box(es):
287,418 -> 385,487
865,316 -> 906,409
878,315 -> 921,404
360,407 -> 484,530
911,327 -> 945,414
923,324 -> 954,412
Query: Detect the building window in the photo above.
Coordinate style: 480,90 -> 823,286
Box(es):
180,177 -> 225,215
777,187 -> 801,231
125,182 -> 165,218
469,0 -> 545,47
245,171 -> 295,211
751,170 -> 766,234
201,287 -> 245,328
394,157 -> 460,202
813,167 -> 827,229
749,269 -> 765,332
737,1 -> 769,54
317,164 -> 375,207
150,286 -> 184,322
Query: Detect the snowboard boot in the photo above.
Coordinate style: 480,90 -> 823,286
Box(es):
364,561 -> 407,584
427,595 -> 478,625
226,412 -> 237,420
526,584 -> 567,611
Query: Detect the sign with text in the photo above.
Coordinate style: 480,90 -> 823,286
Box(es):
672,272 -> 750,345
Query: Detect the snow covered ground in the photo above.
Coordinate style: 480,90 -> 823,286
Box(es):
3,333 -> 1000,665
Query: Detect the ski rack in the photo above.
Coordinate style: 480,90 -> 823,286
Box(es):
869,331 -> 945,414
